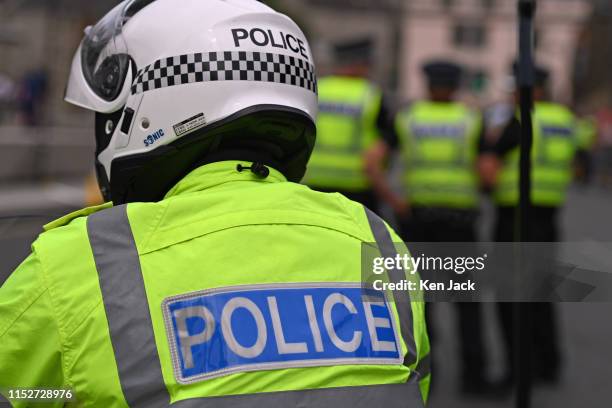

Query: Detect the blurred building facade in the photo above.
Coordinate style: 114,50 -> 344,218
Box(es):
304,0 -> 593,106
0,0 -> 597,126
0,0 -> 116,184
302,0 -> 404,91
0,0 -> 117,126
400,0 -> 592,105
573,0 -> 612,111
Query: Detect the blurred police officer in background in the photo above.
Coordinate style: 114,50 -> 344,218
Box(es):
0,0 -> 430,406
366,61 -> 493,396
480,64 -> 590,388
574,114 -> 598,184
302,38 -> 390,211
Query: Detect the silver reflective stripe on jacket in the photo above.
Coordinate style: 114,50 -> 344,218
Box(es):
88,205 -> 170,408
172,382 -> 424,408
87,205 -> 425,407
364,207 -> 427,379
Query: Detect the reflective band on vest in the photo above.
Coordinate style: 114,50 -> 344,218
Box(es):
87,205 -> 425,407
364,208 -> 420,372
172,382 -> 424,408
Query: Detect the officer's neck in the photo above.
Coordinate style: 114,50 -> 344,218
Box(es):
428,97 -> 454,103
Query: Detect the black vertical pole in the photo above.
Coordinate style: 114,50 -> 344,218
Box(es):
516,1 -> 536,408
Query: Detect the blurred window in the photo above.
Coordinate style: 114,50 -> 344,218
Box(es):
452,23 -> 487,48
481,0 -> 495,10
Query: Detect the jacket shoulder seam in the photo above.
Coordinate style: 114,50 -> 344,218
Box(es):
37,249 -> 73,388
141,212 -> 373,255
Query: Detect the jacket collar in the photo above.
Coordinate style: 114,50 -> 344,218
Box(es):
164,161 -> 287,199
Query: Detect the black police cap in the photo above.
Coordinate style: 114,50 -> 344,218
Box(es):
333,38 -> 374,65
423,60 -> 463,88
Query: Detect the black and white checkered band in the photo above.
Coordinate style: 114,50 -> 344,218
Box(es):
131,51 -> 317,95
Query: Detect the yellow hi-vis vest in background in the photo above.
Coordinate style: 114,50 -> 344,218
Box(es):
0,161 -> 430,408
576,116 -> 597,151
494,102 -> 578,207
303,76 -> 382,192
395,101 -> 482,209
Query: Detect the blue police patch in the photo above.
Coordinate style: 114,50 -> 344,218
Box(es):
541,126 -> 573,137
319,102 -> 363,117
162,283 -> 403,384
411,124 -> 466,139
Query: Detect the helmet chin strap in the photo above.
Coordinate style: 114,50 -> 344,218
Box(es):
94,109 -> 124,203
95,159 -> 113,202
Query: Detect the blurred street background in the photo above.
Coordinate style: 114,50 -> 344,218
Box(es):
1,0 -> 612,406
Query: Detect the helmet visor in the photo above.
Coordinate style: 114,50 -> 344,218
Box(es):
80,0 -> 158,101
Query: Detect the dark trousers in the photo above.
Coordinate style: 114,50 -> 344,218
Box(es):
398,207 -> 486,383
494,206 -> 561,382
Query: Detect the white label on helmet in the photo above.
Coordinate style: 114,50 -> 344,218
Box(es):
231,28 -> 310,61
173,113 -> 207,138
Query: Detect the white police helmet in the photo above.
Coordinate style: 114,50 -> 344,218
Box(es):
66,0 -> 317,204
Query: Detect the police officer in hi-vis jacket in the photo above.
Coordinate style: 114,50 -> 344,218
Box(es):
0,1 -> 430,407
480,64 -> 587,388
302,38 -> 392,211
367,61 -> 493,396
